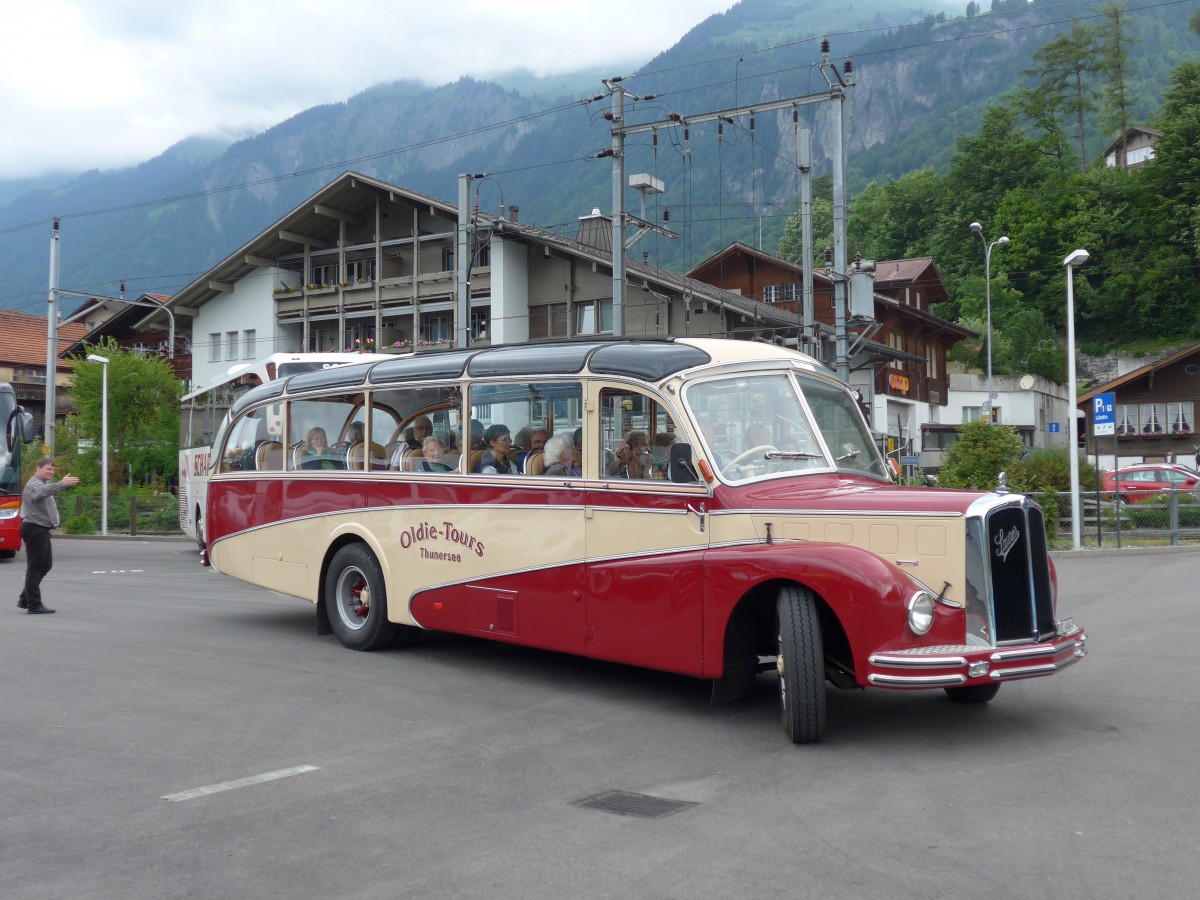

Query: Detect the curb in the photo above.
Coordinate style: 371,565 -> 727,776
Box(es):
1050,543 -> 1200,558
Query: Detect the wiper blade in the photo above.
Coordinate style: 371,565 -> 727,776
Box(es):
763,451 -> 823,460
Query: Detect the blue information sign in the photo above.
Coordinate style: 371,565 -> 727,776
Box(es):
1093,392 -> 1115,436
1048,422 -> 1060,433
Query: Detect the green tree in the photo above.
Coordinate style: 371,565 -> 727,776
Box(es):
63,338 -> 182,489
1096,2 -> 1142,153
936,419 -> 1025,490
1016,23 -> 1099,172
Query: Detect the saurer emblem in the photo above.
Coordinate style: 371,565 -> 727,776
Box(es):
993,526 -> 1020,562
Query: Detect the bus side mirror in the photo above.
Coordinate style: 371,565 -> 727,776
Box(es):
669,443 -> 698,483
5,409 -> 34,451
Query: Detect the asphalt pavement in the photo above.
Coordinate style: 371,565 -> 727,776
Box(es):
1,537 -> 1197,899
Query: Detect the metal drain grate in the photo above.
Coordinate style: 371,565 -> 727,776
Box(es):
572,790 -> 698,819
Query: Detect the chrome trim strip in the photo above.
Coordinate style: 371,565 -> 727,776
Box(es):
869,653 -> 967,669
990,651 -> 1084,681
991,639 -> 1081,663
868,673 -> 968,688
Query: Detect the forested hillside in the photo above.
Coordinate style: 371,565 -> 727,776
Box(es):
775,6 -> 1200,383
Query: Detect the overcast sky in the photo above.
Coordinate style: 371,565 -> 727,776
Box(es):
1,0 -> 736,180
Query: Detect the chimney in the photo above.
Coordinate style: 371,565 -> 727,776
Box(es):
575,207 -> 612,252
509,205 -> 519,223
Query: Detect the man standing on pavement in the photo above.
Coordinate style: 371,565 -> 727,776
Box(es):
18,458 -> 79,615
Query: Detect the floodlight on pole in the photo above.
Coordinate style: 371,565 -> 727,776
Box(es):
86,354 -> 109,537
1063,248 -> 1090,551
969,222 -> 1010,420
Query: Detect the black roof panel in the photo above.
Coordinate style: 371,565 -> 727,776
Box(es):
369,351 -> 474,384
589,342 -> 711,381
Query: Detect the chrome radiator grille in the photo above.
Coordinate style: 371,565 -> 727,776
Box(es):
966,499 -> 1057,645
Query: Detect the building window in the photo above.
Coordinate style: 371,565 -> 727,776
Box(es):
243,329 -> 256,359
574,299 -> 613,336
925,342 -> 939,381
1126,146 -> 1155,166
13,366 -> 46,385
308,325 -> 338,353
421,316 -> 451,343
471,310 -> 489,340
1169,401 -> 1194,435
888,332 -> 904,371
226,331 -> 238,361
762,283 -> 800,303
131,341 -> 148,356
209,333 -> 221,363
442,248 -> 455,272
1115,404 -> 1137,436
530,303 -> 567,340
1139,402 -> 1166,436
344,259 -> 376,283
310,263 -> 337,287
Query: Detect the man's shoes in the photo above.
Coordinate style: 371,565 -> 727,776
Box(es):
17,597 -> 28,609
26,605 -> 55,615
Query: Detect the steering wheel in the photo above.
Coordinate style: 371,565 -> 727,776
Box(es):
721,444 -> 778,477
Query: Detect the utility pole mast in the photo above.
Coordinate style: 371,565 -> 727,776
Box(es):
604,50 -> 853,362
44,219 -> 61,455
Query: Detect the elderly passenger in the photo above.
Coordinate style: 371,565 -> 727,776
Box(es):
415,435 -> 455,472
476,424 -> 517,475
542,432 -> 580,477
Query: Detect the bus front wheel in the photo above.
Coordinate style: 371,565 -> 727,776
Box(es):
776,586 -> 827,744
324,543 -> 399,651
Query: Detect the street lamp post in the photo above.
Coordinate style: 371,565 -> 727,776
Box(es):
86,354 -> 109,537
1063,249 -> 1090,551
969,223 -> 1010,420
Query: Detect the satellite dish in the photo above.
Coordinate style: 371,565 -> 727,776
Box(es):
1019,374 -> 1036,390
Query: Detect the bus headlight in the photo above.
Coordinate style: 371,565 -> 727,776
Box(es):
907,590 -> 936,636
0,507 -> 19,520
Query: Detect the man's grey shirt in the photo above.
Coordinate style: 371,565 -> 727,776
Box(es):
21,475 -> 67,528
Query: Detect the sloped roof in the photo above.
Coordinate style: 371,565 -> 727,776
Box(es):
0,309 -> 89,371
1077,342 -> 1200,407
872,257 -> 938,285
1101,125 -> 1164,158
61,294 -> 172,356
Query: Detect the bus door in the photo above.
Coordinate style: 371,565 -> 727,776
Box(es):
583,386 -> 708,675
459,381 -> 588,656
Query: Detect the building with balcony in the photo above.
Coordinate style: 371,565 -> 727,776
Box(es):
144,172 -> 808,392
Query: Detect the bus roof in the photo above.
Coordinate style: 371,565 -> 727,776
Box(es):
228,337 -> 826,419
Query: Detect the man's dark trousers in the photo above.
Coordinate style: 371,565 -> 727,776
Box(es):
19,522 -> 52,608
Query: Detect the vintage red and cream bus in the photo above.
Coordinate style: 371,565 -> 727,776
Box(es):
179,351 -> 389,549
203,338 -> 1087,743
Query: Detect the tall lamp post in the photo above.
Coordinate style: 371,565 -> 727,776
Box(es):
969,222 -> 1010,420
1063,249 -> 1090,551
85,354 -> 109,537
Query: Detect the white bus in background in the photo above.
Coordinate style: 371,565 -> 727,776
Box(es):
179,352 -> 391,548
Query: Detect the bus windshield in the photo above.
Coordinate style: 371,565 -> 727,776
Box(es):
684,371 -> 889,483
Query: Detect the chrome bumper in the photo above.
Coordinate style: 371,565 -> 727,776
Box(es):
866,626 -> 1087,689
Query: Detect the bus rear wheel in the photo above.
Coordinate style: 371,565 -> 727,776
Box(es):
776,586 -> 826,744
0,549 -> 14,560
324,544 -> 399,651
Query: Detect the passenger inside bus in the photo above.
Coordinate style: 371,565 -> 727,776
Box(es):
300,427 -> 345,470
477,425 -> 517,475
608,430 -> 651,478
542,433 -> 580,477
413,436 -> 455,472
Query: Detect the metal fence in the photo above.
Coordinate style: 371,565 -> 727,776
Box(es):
1039,488 -> 1200,548
65,494 -> 181,536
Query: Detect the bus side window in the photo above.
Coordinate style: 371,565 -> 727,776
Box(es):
469,381 -> 583,476
220,410 -> 267,473
598,388 -> 680,480
289,394 -> 360,471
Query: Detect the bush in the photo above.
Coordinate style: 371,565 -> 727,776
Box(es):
62,514 -> 96,535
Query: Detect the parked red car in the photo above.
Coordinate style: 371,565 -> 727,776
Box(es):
1102,464 -> 1200,503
